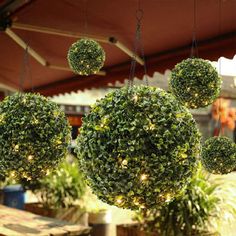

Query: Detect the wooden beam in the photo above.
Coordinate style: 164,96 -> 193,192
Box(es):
116,41 -> 144,65
0,82 -> 17,92
12,22 -> 144,65
5,28 -> 106,75
12,22 -> 110,43
5,28 -> 48,66
48,64 -> 106,76
109,37 -> 144,65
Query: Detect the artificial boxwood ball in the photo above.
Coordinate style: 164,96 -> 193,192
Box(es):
67,38 -> 105,76
76,86 -> 201,210
0,93 -> 71,180
201,136 -> 236,175
169,58 -> 222,109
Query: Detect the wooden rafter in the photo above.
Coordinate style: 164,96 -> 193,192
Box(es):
5,28 -> 47,66
12,22 -> 144,65
48,64 -> 106,76
5,28 -> 106,76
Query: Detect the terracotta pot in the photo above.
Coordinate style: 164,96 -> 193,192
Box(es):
24,203 -> 88,226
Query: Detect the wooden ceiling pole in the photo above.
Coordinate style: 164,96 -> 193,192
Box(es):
116,41 -> 144,65
5,28 -> 47,66
108,37 -> 144,65
48,64 -> 106,76
12,22 -> 110,43
5,28 -> 106,76
12,22 -> 144,65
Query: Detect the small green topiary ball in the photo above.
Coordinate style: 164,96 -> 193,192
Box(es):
76,85 -> 201,210
169,58 -> 222,109
201,136 -> 236,175
0,93 -> 71,180
67,38 -> 105,76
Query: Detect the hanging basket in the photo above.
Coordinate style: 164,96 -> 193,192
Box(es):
76,85 -> 201,210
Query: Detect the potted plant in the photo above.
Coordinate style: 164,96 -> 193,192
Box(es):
117,166 -> 236,236
24,156 -> 88,226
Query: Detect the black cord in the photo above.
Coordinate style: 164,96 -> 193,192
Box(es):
28,50 -> 34,92
84,0 -> 88,35
190,0 -> 199,58
19,46 -> 29,92
18,45 -> 34,93
138,13 -> 148,86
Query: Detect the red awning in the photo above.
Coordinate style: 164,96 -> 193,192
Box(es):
0,0 -> 235,96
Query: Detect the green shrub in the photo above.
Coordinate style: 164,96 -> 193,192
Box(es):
34,158 -> 86,209
135,167 -> 236,236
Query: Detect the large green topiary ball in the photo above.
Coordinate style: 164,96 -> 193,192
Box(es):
201,136 -> 236,175
67,38 -> 105,76
169,58 -> 222,109
76,86 -> 201,210
0,93 -> 71,180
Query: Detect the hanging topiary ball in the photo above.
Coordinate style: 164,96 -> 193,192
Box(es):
169,58 -> 222,109
0,93 -> 71,180
201,136 -> 236,175
67,38 -> 105,76
76,86 -> 201,210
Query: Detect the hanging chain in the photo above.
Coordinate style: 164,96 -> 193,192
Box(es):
128,10 -> 141,87
18,45 -> 34,93
190,0 -> 198,58
138,10 -> 148,86
19,45 -> 29,92
128,6 -> 148,87
28,51 -> 34,92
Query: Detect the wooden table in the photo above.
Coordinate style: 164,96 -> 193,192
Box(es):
0,205 -> 91,236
